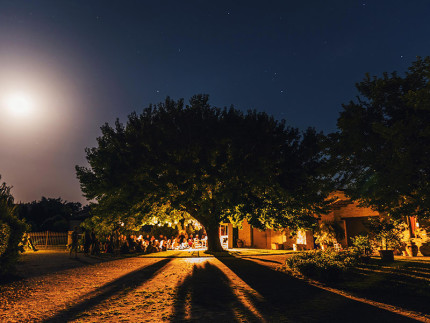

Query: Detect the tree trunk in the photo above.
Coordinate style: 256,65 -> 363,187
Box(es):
205,223 -> 224,252
406,216 -> 414,239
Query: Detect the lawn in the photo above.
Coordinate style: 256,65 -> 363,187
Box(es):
335,257 -> 430,315
287,256 -> 430,318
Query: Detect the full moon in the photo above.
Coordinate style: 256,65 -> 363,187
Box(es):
4,92 -> 34,117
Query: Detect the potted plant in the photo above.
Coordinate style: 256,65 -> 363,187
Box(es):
403,224 -> 430,256
366,217 -> 402,262
416,222 -> 430,256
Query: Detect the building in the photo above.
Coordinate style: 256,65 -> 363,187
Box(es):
226,191 -> 381,250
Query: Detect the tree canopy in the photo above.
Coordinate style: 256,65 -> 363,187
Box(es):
332,57 -> 430,220
76,95 -> 331,251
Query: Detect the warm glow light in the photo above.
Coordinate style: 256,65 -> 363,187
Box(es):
4,92 -> 34,117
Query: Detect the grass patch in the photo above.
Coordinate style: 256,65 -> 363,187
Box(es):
285,254 -> 430,316
340,258 -> 430,314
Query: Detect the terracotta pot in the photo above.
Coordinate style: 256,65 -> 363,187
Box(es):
359,255 -> 370,263
406,242 -> 418,257
419,243 -> 430,256
378,249 -> 394,262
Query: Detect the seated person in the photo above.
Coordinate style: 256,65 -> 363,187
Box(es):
135,239 -> 143,253
171,238 -> 179,250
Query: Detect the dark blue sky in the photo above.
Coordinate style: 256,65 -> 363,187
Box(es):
1,0 -> 429,203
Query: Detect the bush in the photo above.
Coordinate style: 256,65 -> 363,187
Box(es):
366,216 -> 403,251
314,220 -> 345,247
0,178 -> 28,276
351,234 -> 372,256
285,249 -> 359,282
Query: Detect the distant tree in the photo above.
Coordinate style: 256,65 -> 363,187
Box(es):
76,95 -> 331,251
0,175 -> 28,276
331,57 -> 430,221
18,197 -> 84,232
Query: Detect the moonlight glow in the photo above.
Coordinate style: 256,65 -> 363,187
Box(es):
4,92 -> 34,117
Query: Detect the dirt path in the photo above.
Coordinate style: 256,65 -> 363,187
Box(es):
0,251 -> 422,322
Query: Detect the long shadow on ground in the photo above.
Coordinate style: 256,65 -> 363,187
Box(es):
43,258 -> 172,323
217,256 -> 416,322
336,259 -> 430,315
5,251 -> 130,283
170,261 -> 263,322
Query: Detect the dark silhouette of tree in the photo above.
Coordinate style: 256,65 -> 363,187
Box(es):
18,197 -> 85,232
0,175 -> 28,276
76,95 -> 331,251
331,57 -> 430,220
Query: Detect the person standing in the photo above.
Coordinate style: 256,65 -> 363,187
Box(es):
83,229 -> 91,256
70,226 -> 79,259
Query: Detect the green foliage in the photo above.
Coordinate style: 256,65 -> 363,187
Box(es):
351,234 -> 372,256
149,224 -> 178,238
314,220 -> 345,246
0,222 -> 11,256
80,215 -> 119,236
0,176 -> 29,276
366,217 -> 403,250
76,95 -> 331,251
332,57 -> 430,220
286,249 -> 359,282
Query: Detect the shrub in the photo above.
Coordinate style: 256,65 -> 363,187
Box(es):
285,249 -> 359,282
366,216 -> 403,250
0,178 -> 28,276
351,234 -> 372,256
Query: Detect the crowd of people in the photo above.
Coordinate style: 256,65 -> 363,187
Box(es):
116,233 -> 208,254
70,227 -> 208,256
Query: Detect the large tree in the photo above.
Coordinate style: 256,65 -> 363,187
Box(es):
76,95 -> 330,251
332,57 -> 430,221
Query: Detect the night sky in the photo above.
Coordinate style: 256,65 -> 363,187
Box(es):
1,0 -> 430,203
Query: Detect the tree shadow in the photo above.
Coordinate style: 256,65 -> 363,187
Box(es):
216,256 -> 416,322
170,261 -> 265,322
337,259 -> 430,314
6,251 -> 126,282
43,258 -> 172,323
240,256 -> 283,265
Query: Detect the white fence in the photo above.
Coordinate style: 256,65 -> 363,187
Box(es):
28,231 -> 69,249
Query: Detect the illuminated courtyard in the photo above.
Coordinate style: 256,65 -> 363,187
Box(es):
1,250 -> 429,322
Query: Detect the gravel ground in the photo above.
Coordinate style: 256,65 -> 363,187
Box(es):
0,251 -> 422,322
